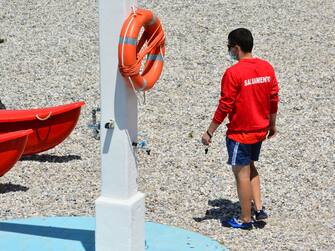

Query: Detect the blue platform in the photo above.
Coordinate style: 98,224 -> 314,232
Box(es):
0,216 -> 227,251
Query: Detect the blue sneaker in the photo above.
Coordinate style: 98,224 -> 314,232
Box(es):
227,217 -> 253,230
254,207 -> 268,221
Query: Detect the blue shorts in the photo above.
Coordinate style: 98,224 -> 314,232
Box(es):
226,137 -> 262,166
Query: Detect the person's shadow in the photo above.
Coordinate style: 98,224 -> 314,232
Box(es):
193,198 -> 266,229
20,154 -> 81,163
0,183 -> 29,194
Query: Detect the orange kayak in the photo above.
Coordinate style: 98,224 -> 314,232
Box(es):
0,102 -> 85,156
0,129 -> 33,176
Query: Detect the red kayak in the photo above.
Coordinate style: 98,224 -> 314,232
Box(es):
0,129 -> 33,176
0,102 -> 85,156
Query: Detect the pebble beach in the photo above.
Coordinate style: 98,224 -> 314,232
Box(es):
0,0 -> 334,250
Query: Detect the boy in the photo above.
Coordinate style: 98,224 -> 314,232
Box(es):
202,28 -> 279,229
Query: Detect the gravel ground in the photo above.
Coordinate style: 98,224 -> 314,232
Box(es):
0,0 -> 334,250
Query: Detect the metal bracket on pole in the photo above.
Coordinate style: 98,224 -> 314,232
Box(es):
88,107 -> 101,140
104,119 -> 114,129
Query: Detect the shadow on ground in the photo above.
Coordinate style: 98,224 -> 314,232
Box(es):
193,198 -> 266,229
0,183 -> 29,194
20,154 -> 81,163
0,221 -> 95,251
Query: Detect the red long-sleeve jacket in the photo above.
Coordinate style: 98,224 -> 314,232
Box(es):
213,58 -> 279,137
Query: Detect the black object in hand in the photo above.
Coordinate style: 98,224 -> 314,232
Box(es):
205,148 -> 208,154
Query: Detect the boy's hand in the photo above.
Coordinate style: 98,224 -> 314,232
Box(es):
202,131 -> 212,145
267,125 -> 277,139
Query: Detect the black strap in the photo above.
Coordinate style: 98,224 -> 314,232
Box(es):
206,130 -> 212,139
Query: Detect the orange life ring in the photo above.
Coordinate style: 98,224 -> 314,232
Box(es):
118,8 -> 165,91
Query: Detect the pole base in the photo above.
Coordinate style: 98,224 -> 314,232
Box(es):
0,216 -> 228,251
96,192 -> 145,251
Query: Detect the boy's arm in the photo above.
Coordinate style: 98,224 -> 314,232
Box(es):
202,69 -> 239,145
270,74 -> 279,114
212,69 -> 239,125
202,120 -> 220,145
268,72 -> 279,139
268,113 -> 277,139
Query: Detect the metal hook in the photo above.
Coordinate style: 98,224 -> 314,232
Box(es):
133,139 -> 151,155
88,107 -> 101,140
104,120 -> 115,129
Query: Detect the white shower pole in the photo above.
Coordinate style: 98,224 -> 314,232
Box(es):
96,0 -> 144,251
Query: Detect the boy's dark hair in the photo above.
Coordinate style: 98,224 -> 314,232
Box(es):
228,28 -> 253,53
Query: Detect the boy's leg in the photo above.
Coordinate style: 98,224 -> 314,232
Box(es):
232,165 -> 252,223
250,161 -> 263,211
